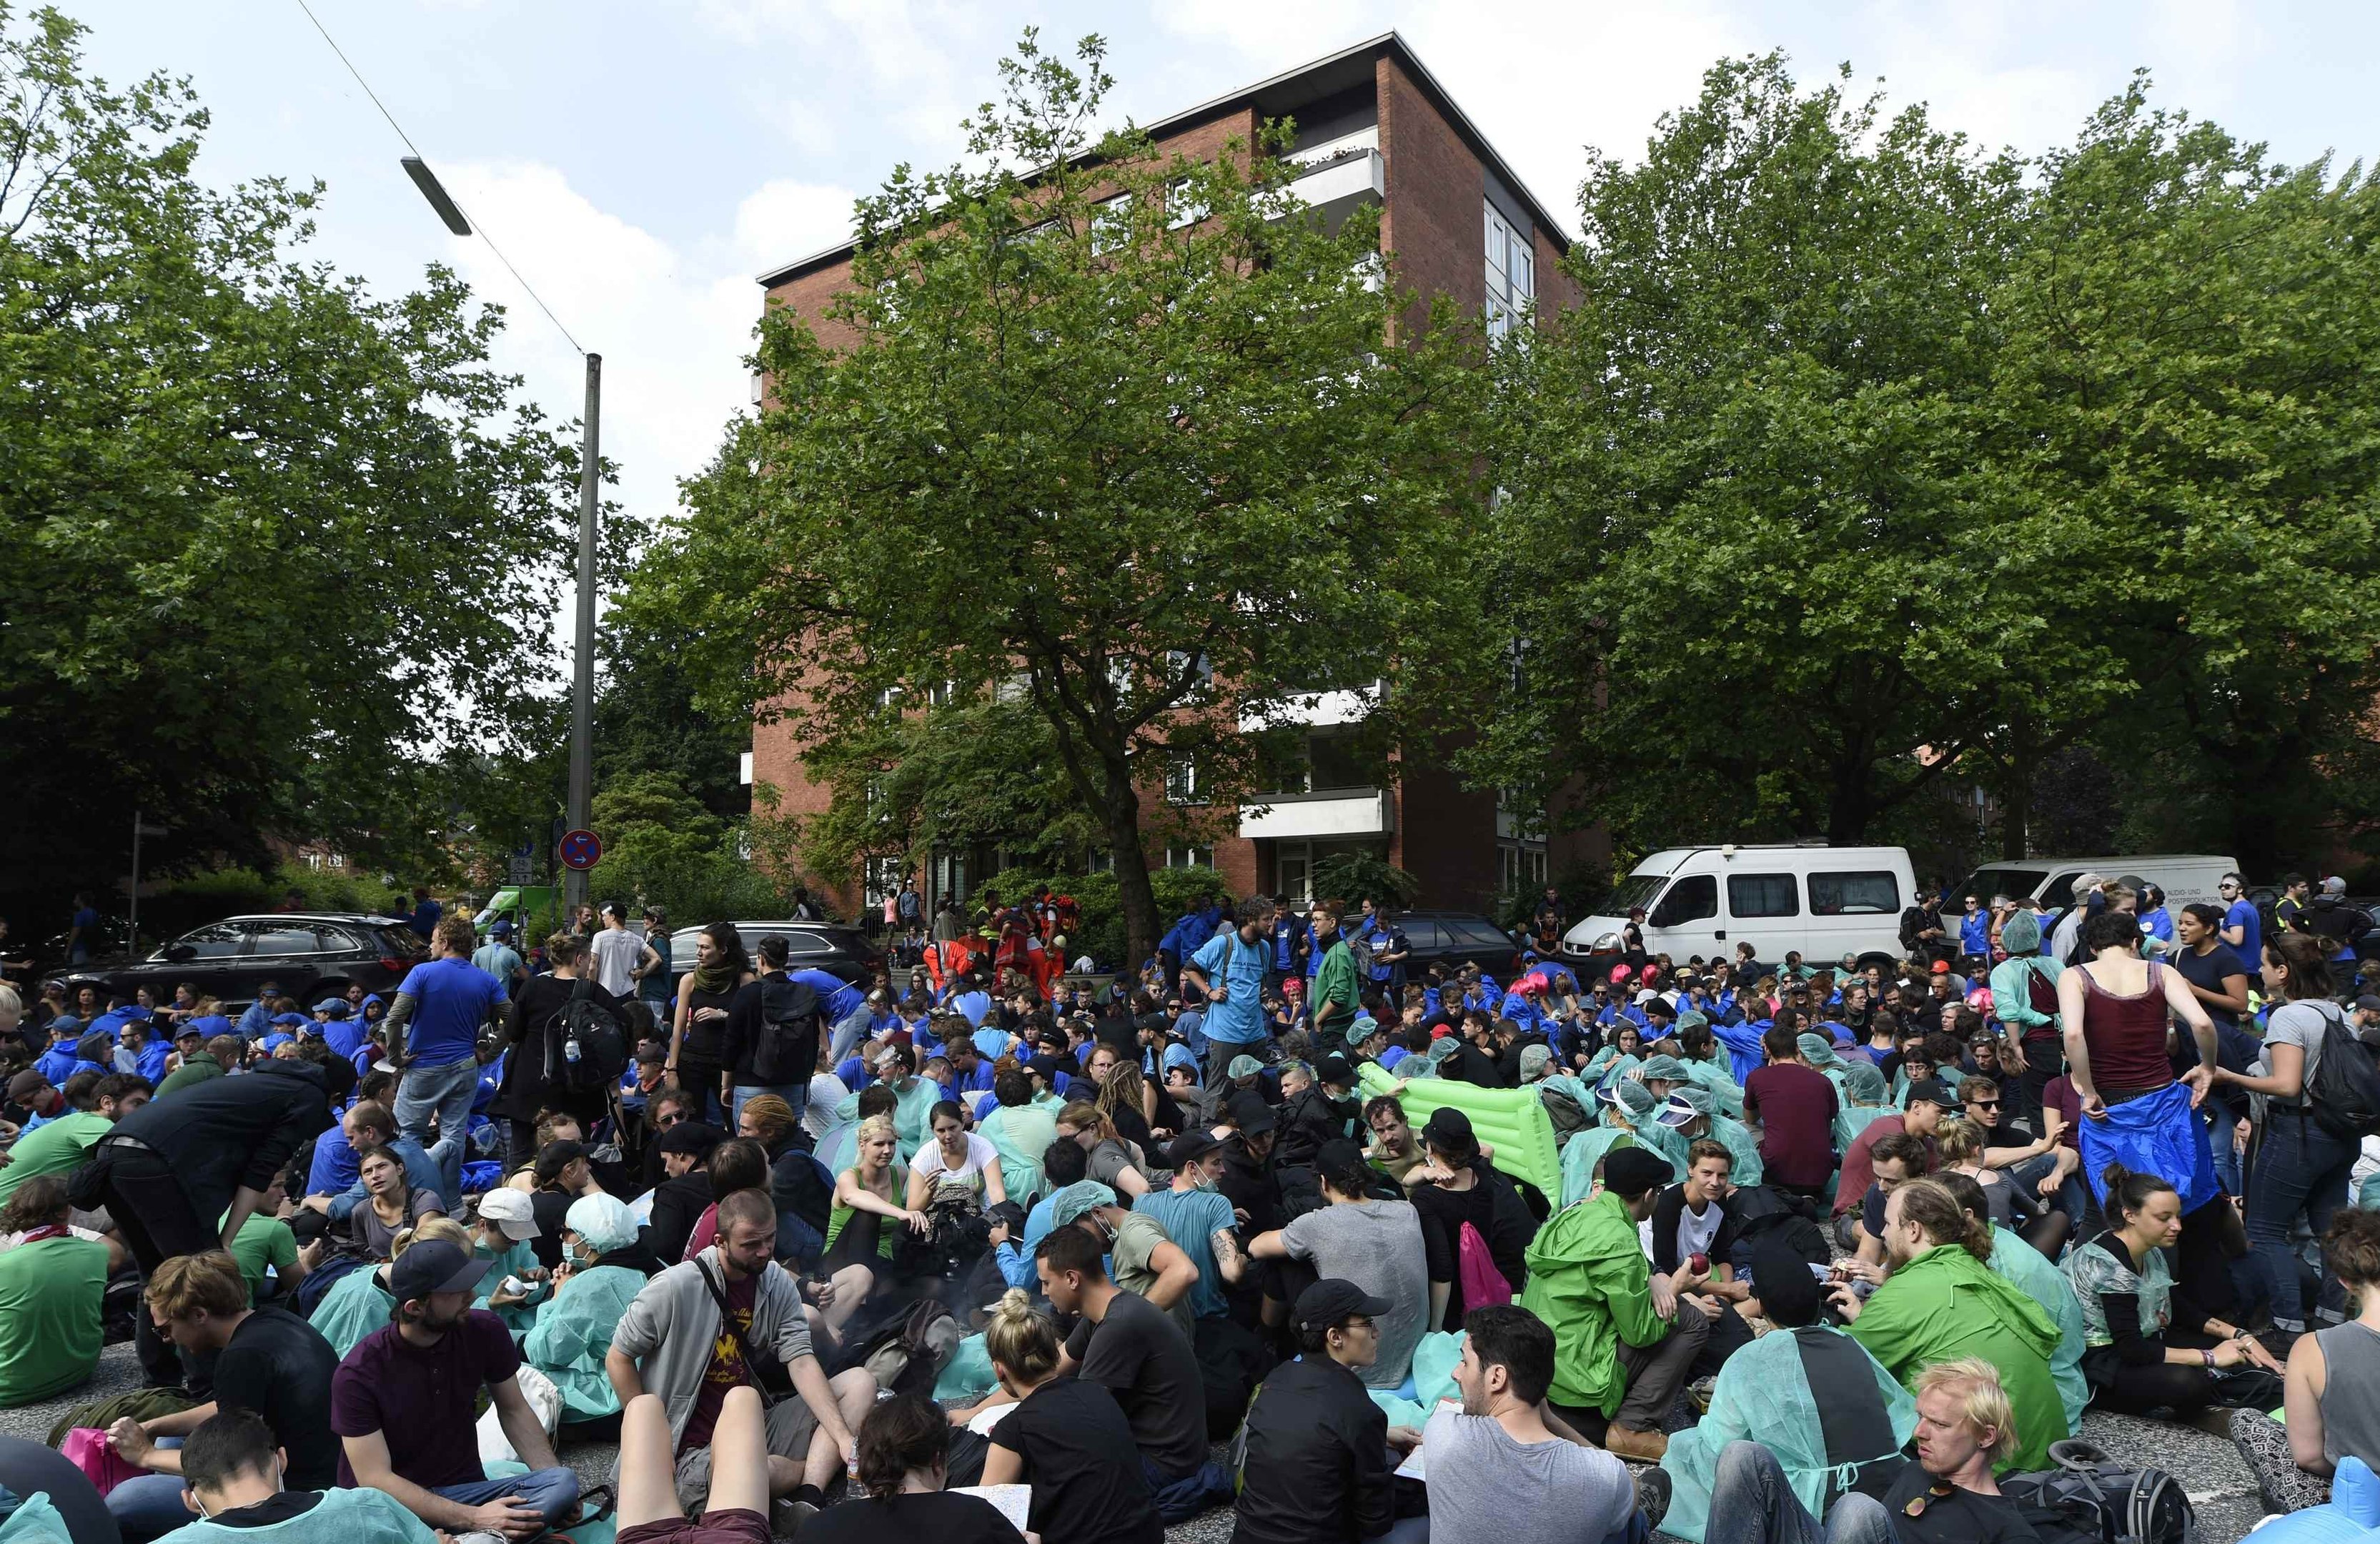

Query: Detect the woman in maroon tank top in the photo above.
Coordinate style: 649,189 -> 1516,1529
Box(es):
2056,909 -> 2220,1120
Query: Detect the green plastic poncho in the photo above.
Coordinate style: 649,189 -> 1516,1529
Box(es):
522,1262 -> 645,1422
474,1237 -> 543,1337
1559,1128 -> 1641,1208
152,1487 -> 437,1544
889,1077 -> 941,1162
308,1264 -> 395,1358
1988,1224 -> 2089,1433
1657,1324 -> 1915,1543
1848,1242 -> 2068,1471
978,1103 -> 1058,1206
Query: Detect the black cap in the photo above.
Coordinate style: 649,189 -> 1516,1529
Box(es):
655,1121 -> 723,1156
1024,1054 -> 1063,1085
388,1239 -> 491,1304
1167,1129 -> 1222,1171
1602,1144 -> 1673,1198
1316,1053 -> 1354,1087
1421,1105 -> 1473,1147
1903,1079 -> 1955,1109
2356,995 -> 2380,1016
1316,1138 -> 1372,1194
1229,1090 -> 1276,1136
1293,1278 -> 1393,1332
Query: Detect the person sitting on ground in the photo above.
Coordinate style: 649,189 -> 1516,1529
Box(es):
603,1188 -> 876,1525
1131,1129 -> 1245,1328
735,1093 -> 836,1269
818,1114 -> 918,1335
1832,1177 -> 2068,1470
1703,1357 -> 2040,1544
105,1250 -> 343,1543
1052,1098 -> 1152,1197
1250,1139 -> 1429,1390
522,1192 -> 648,1430
1418,1304 -> 1656,1544
468,1187 -> 547,1336
302,1099 -> 447,1225
799,1394 -> 1026,1544
338,1144 -> 445,1260
1647,1138 -> 1755,1372
149,1407 -> 438,1544
977,1066 -> 1058,1204
0,1174 -> 107,1407
2233,1206 -> 2380,1513
640,1119 -> 724,1265
1407,1107 -> 1532,1333
676,1137 -> 772,1261
979,1287 -> 1164,1544
2060,1162 -> 2280,1419
1232,1279 -> 1425,1544
1045,1179 -> 1200,1340
0,1071 -> 147,1207
1742,1024 -> 1840,1202
908,1098 -> 1008,1209
1657,1233 -> 1915,1544
1521,1144 -> 1708,1461
1937,1114 -> 2068,1260
331,1238 -> 582,1538
1851,1131 -> 1935,1270
608,1386 -> 775,1544
1929,1171 -> 2090,1437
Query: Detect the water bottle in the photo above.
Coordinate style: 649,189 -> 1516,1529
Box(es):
564,1035 -> 581,1066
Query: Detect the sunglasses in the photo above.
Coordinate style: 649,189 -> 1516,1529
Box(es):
655,1110 -> 688,1127
1967,1099 -> 2001,1111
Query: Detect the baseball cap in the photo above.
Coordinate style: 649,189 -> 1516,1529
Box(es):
1166,1130 -> 1222,1171
312,998 -> 344,1014
1422,1106 -> 1474,1148
389,1239 -> 491,1303
2325,876 -> 2349,895
1653,1091 -> 1703,1128
1602,1145 -> 1672,1197
174,1023 -> 204,1042
1903,1078 -> 1955,1109
1229,1091 -> 1276,1136
1315,1138 -> 1371,1194
1518,1043 -> 1552,1079
655,1120 -> 723,1156
2356,995 -> 2380,1016
490,919 -> 515,937
1929,960 -> 1950,974
6,1069 -> 50,1104
1316,1053 -> 1354,1088
1293,1278 -> 1393,1333
475,1187 -> 540,1241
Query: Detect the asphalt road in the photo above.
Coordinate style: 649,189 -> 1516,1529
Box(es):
4,1344 -> 2272,1542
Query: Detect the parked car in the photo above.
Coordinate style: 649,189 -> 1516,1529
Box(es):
66,914 -> 429,1011
1953,853 -> 2237,916
667,921 -> 884,986
1383,910 -> 1529,981
1562,843 -> 1919,974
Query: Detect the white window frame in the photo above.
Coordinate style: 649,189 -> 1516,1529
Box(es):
1093,194 -> 1132,254
1484,202 -> 1534,341
1167,178 -> 1209,230
1164,752 -> 1204,806
1165,846 -> 1214,871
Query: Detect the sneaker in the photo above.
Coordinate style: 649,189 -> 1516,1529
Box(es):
1685,1375 -> 1717,1416
1605,1423 -> 1667,1462
770,1498 -> 818,1538
1634,1466 -> 1674,1530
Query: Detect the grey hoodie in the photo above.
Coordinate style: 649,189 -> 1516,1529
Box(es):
610,1245 -> 814,1445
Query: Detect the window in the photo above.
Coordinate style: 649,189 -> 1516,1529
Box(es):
1276,845 -> 1312,906
1652,874 -> 1718,926
1484,202 -> 1534,340
1165,846 -> 1214,870
1726,874 -> 1800,919
1307,731 -> 1368,793
1165,649 -> 1214,700
1808,871 -> 1902,916
876,685 -> 903,711
168,923 -> 246,960
1167,178 -> 1209,230
1106,654 -> 1134,703
926,680 -> 957,708
1093,194 -> 1131,253
244,924 -> 328,956
1496,843 -> 1550,896
864,857 -> 904,909
1165,753 -> 1204,806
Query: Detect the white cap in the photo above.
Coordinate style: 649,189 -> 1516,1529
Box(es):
475,1187 -> 540,1240
2325,876 -> 2349,895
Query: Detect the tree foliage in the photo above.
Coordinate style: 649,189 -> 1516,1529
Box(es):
630,31 -> 1484,962
1469,56 -> 2380,868
0,6 -> 590,904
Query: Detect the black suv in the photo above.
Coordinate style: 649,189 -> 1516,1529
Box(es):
1380,910 -> 1527,981
68,914 -> 429,1009
668,921 -> 885,985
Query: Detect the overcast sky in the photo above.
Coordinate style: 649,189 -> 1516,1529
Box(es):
69,1 -> 2380,533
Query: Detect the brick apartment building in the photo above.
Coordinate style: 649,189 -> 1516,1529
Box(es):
748,31 -> 1607,921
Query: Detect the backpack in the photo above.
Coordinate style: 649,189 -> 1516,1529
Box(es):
2000,1441 -> 2191,1544
2304,999 -> 2380,1142
1456,1220 -> 1512,1310
749,975 -> 822,1085
549,975 -> 628,1094
1344,926 -> 1375,978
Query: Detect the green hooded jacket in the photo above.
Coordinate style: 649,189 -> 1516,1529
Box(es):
1517,1191 -> 1673,1415
1848,1242 -> 2068,1470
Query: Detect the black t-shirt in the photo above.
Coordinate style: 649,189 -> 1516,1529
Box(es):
215,1306 -> 344,1490
1882,1468 -> 2043,1544
1445,1039 -> 1509,1088
204,1493 -> 323,1528
1062,1286 -> 1209,1479
2170,942 -> 2249,1031
989,1375 -> 1162,1544
801,1492 -> 1023,1544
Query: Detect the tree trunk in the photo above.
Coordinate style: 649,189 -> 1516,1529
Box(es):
1102,758 -> 1161,969
1825,766 -> 1873,846
1999,767 -> 2031,861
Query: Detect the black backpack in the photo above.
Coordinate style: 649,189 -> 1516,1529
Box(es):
2304,999 -> 2380,1142
548,975 -> 628,1094
749,976 -> 822,1085
2000,1441 -> 2191,1544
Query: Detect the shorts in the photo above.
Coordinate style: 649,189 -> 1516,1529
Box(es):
619,1508 -> 770,1544
670,1398 -> 818,1511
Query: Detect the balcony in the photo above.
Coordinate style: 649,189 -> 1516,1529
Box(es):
1239,680 -> 1382,732
1239,786 -> 1393,841
1278,147 -> 1384,235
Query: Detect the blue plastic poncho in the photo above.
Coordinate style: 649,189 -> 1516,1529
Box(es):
152,1487 -> 437,1544
308,1264 -> 394,1357
522,1261 -> 645,1422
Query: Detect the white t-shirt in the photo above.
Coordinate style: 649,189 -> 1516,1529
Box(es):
913,1132 -> 999,1192
587,928 -> 645,996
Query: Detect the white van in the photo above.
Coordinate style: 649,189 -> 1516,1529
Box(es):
1950,854 -> 2238,915
1561,843 -> 1918,971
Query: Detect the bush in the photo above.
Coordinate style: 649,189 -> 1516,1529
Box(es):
144,863 -> 408,941
587,845 -> 791,928
1309,851 -> 1420,910
980,864 -> 1237,970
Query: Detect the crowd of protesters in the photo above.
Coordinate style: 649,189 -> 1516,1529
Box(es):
0,868 -> 2374,1543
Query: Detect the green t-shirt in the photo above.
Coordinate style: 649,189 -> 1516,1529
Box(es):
0,1232 -> 108,1405
0,1112 -> 111,1207
217,1208 -> 299,1305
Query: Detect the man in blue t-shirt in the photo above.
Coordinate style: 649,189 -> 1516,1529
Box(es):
382,916 -> 505,1200
1186,900 -> 1271,1084
2218,873 -> 2261,972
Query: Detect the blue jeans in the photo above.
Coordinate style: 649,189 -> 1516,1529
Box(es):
105,1440 -> 189,1544
733,1081 -> 807,1129
2247,1109 -> 2358,1330
1705,1442 -> 1894,1544
432,1465 -> 582,1526
395,1054 -> 482,1169
826,1005 -> 874,1067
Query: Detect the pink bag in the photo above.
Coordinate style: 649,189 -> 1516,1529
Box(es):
1456,1220 -> 1512,1310
59,1428 -> 142,1496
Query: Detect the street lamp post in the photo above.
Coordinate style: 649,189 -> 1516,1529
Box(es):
400,156 -> 598,913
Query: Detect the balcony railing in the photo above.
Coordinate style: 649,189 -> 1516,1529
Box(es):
1238,786 -> 1393,841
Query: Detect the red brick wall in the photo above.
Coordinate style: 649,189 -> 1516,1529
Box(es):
1377,55 -> 1484,337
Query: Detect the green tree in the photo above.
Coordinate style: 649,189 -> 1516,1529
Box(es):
632,33 -> 1483,964
0,7 -> 589,902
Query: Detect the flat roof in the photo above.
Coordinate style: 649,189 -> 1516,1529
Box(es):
757,30 -> 1572,289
